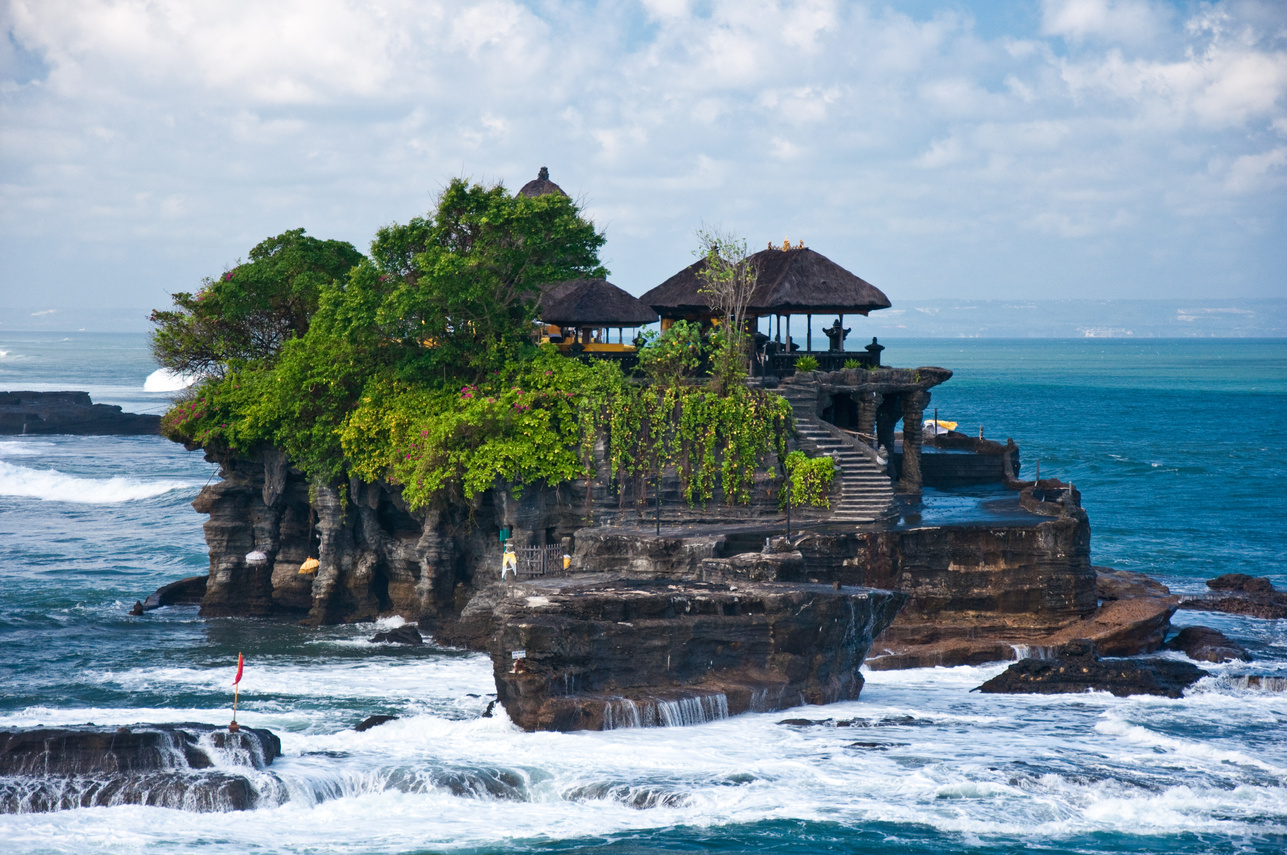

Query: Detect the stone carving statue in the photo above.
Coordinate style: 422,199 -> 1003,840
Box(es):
824,319 -> 851,352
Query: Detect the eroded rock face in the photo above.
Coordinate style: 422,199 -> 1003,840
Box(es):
0,724 -> 282,813
488,579 -> 906,732
975,640 -> 1208,698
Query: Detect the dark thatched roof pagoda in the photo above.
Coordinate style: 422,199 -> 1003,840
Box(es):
641,246 -> 891,318
517,167 -> 568,198
538,278 -> 658,328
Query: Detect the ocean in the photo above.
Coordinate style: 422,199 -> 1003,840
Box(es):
1,332 -> 1284,854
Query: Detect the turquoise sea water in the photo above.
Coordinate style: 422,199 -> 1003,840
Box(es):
1,333 -> 1285,854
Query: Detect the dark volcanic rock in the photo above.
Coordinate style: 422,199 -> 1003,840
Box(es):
0,391 -> 160,435
370,624 -> 423,645
354,715 -> 398,732
141,575 -> 207,611
488,578 -> 906,732
1165,626 -> 1251,663
975,639 -> 1208,698
1207,573 -> 1275,594
0,723 -> 282,813
1179,574 -> 1287,619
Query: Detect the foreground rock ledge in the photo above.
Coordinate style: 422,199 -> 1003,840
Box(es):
0,723 -> 282,813
487,578 -> 906,732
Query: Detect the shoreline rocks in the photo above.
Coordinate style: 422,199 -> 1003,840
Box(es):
0,723 -> 282,813
975,639 -> 1208,698
1178,574 -> 1287,620
0,391 -> 160,435
1165,625 -> 1252,663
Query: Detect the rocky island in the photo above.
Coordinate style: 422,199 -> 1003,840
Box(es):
136,171 -> 1230,730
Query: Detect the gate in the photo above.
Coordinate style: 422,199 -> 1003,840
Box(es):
515,543 -> 565,577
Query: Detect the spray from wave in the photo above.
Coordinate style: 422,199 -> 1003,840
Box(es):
0,460 -> 192,503
144,368 -> 199,392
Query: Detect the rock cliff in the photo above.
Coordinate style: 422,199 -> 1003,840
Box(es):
485,578 -> 906,731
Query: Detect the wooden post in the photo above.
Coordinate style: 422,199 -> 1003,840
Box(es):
655,470 -> 661,536
806,314 -> 812,353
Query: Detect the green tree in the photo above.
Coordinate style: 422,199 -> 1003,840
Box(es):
374,178 -> 607,377
150,229 -> 364,378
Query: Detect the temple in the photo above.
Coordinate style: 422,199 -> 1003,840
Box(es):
525,167 -> 956,500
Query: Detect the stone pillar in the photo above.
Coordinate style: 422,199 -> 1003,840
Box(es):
857,391 -> 883,442
898,390 -> 931,495
875,394 -> 900,458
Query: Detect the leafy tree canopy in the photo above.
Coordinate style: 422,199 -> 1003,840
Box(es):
150,229 -> 364,378
370,178 -> 608,376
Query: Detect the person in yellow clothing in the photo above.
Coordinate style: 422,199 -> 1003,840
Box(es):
501,541 -> 517,583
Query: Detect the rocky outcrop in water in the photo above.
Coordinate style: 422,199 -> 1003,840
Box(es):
370,624 -> 423,645
1165,625 -> 1252,663
486,578 -> 906,732
975,639 -> 1208,698
0,724 -> 282,813
136,574 -> 207,613
0,391 -> 160,435
1178,574 -> 1287,619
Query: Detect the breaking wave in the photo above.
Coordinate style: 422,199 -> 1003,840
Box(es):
144,368 -> 199,392
0,460 -> 192,503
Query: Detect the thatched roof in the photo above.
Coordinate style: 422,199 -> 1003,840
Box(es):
538,278 -> 658,327
517,167 -> 568,198
641,247 -> 892,317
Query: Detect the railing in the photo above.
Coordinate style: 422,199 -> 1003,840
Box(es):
515,543 -> 565,577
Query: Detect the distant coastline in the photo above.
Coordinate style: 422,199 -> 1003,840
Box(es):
5,298 -> 1286,338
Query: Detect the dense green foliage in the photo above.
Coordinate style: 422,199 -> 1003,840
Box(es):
150,229 -> 364,378
368,179 -> 607,376
781,450 -> 835,508
339,346 -> 622,507
158,177 -> 801,512
636,320 -> 704,386
608,383 -> 792,507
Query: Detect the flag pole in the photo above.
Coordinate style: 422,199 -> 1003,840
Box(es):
230,651 -> 243,733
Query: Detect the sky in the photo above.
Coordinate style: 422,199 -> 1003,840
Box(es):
1,0 -> 1284,332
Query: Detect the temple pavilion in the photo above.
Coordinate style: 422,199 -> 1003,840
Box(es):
641,240 -> 892,375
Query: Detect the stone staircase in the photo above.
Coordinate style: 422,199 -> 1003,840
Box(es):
778,383 -> 897,523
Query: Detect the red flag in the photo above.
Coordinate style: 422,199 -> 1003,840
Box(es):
233,652 -> 244,685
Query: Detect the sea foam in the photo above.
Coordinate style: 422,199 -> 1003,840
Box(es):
0,460 -> 191,503
144,368 -> 198,392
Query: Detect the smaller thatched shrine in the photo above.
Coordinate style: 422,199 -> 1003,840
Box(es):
537,278 -> 657,369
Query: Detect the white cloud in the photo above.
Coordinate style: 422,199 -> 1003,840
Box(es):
1224,145 -> 1287,193
1,0 -> 1284,325
1041,0 -> 1171,45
